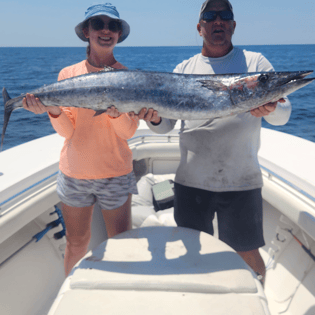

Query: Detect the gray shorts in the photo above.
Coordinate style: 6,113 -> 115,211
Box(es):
56,171 -> 138,210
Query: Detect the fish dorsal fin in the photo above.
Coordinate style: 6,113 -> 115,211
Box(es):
103,66 -> 117,72
197,79 -> 228,91
100,66 -> 129,73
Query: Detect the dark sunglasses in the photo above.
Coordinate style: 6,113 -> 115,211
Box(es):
201,10 -> 234,22
90,18 -> 121,32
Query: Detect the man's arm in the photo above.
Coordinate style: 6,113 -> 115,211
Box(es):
250,97 -> 292,125
142,108 -> 177,134
251,55 -> 292,125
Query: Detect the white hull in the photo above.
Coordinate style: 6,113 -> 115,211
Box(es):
0,122 -> 314,314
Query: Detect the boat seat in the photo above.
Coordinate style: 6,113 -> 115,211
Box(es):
48,226 -> 270,315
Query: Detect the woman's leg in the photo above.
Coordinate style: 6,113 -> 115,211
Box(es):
62,203 -> 94,276
101,193 -> 132,238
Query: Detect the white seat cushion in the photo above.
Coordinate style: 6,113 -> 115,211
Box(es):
48,227 -> 270,315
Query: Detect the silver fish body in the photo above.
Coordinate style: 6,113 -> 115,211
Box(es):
1,69 -> 314,148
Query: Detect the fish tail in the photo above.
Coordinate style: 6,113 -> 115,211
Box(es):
1,87 -> 13,151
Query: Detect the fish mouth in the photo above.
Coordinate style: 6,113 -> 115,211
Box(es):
270,70 -> 315,98
278,70 -> 314,86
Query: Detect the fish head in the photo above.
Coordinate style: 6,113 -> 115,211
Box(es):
229,70 -> 314,109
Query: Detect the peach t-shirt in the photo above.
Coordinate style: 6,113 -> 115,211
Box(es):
49,60 -> 138,179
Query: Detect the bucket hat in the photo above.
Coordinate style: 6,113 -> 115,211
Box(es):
75,3 -> 130,43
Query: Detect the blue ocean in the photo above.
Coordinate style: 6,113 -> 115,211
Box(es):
0,45 -> 314,151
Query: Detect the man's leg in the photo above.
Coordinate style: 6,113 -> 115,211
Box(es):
174,183 -> 215,234
238,249 -> 265,286
216,188 -> 265,285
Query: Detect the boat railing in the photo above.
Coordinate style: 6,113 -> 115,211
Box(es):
1,131 -> 314,242
128,134 -> 180,145
260,162 -> 315,241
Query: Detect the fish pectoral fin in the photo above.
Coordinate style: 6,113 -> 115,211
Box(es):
197,80 -> 228,91
93,110 -> 108,116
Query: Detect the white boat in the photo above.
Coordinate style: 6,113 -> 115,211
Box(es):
0,121 -> 314,315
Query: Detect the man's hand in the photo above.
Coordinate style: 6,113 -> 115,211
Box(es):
129,108 -> 161,124
250,98 -> 285,118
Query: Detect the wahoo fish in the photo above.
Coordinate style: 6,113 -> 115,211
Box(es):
1,68 -> 314,149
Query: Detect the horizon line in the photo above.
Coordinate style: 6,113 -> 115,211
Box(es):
1,43 -> 315,48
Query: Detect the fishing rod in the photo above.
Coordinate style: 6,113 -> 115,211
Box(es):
285,229 -> 315,262
0,206 -> 66,268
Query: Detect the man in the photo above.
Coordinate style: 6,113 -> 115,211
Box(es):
144,0 -> 291,285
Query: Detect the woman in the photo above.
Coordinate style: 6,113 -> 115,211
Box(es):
23,3 -> 150,276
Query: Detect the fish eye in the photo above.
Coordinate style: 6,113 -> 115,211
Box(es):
259,74 -> 269,83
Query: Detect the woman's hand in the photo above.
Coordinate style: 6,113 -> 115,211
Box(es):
106,105 -> 122,118
23,93 -> 61,116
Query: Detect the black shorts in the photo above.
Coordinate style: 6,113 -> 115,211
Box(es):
174,183 -> 265,252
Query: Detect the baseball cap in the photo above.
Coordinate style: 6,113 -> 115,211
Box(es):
199,0 -> 233,20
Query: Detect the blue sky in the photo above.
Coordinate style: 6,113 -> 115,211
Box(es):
1,0 -> 314,47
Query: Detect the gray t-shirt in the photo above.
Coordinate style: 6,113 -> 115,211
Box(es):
148,48 -> 292,192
